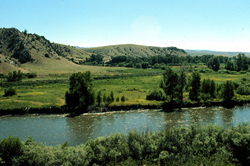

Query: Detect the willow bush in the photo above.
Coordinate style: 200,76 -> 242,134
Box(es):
2,123 -> 250,165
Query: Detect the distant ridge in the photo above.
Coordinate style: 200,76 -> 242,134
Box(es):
185,49 -> 250,57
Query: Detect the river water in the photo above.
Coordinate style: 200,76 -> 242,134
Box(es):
1,105 -> 250,146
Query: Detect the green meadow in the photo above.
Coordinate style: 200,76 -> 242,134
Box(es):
1,65 -> 250,111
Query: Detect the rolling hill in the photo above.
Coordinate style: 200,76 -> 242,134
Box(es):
0,27 -> 187,75
185,49 -> 250,57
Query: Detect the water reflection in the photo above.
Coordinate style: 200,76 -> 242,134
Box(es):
1,105 -> 250,146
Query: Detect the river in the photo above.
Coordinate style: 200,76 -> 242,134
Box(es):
1,105 -> 250,146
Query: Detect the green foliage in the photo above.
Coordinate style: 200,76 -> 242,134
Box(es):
189,72 -> 201,101
23,72 -> 37,78
207,57 -> 220,71
146,89 -> 167,101
5,124 -> 250,165
4,87 -> 17,97
84,54 -> 104,65
110,91 -> 114,102
116,97 -> 119,102
221,81 -> 235,101
121,95 -> 126,102
97,91 -> 102,106
225,54 -> 249,72
0,136 -> 23,165
7,70 -> 23,82
160,67 -> 179,102
236,85 -> 250,95
201,78 -> 216,99
103,93 -> 107,103
65,71 -> 95,112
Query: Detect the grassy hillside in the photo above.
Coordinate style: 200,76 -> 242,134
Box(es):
0,28 -> 188,75
83,44 -> 188,61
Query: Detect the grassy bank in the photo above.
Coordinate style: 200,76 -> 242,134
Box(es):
1,66 -> 250,112
1,123 -> 250,165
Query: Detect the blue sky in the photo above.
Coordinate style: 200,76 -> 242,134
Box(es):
1,0 -> 250,52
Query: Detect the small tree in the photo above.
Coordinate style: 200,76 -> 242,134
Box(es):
178,67 -> 186,103
97,91 -> 102,106
221,81 -> 234,101
121,95 -> 125,102
116,97 -> 119,102
4,87 -> 17,97
65,71 -> 95,112
160,67 -> 179,102
110,91 -> 114,102
189,72 -> 201,101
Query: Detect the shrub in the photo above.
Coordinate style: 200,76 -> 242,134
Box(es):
236,85 -> 250,95
23,72 -> 37,78
0,136 -> 23,165
121,95 -> 125,102
4,87 -> 17,96
146,89 -> 166,101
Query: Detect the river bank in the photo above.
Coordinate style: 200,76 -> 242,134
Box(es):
1,99 -> 250,116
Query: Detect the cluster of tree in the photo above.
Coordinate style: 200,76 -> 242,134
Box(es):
65,71 -> 126,113
106,55 -> 187,69
65,71 -> 95,112
225,53 -> 249,71
105,54 -> 230,70
97,91 -> 126,105
159,67 -> 186,103
147,67 -> 235,103
7,70 -> 22,82
2,124 -> 250,165
3,87 -> 17,97
79,54 -> 104,65
23,72 -> 37,78
207,57 -> 220,71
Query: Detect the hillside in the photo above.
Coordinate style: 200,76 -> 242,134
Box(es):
82,44 -> 188,60
0,27 -> 187,75
186,49 -> 250,57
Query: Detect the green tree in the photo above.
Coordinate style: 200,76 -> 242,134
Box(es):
121,95 -> 125,102
189,72 -> 201,101
7,70 -> 22,82
178,67 -> 186,103
160,67 -> 179,102
110,91 -> 114,102
209,80 -> 216,98
65,71 -> 95,112
221,81 -> 234,101
207,57 -> 220,71
97,91 -> 102,106
4,87 -> 17,97
116,97 -> 119,102
236,53 -> 248,71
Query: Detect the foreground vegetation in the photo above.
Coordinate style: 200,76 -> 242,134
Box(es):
1,123 -> 250,165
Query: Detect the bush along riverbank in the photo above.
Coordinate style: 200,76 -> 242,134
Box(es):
1,123 -> 250,165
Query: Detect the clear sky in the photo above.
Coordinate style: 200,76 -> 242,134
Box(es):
1,0 -> 250,52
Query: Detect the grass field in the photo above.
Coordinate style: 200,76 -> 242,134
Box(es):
1,65 -> 250,110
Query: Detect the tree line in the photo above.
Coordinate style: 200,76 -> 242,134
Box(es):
81,53 -> 250,72
147,67 -> 235,104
